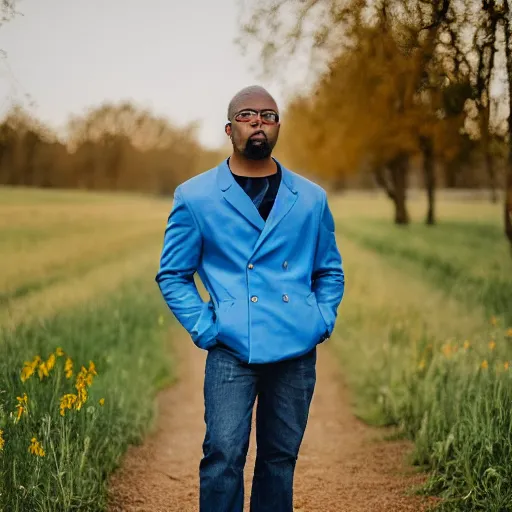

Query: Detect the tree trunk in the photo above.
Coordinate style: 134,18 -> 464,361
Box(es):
420,136 -> 436,225
389,154 -> 410,225
485,149 -> 499,203
503,1 -> 512,251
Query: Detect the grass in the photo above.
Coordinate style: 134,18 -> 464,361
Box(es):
3,185 -> 512,511
331,193 -> 512,510
0,187 -> 176,511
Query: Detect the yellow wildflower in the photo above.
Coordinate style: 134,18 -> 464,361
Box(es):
75,386 -> 87,411
59,393 -> 77,416
15,393 -> 28,423
99,398 -> 105,406
441,343 -> 453,358
65,358 -> 73,379
489,340 -> 496,351
55,347 -> 64,357
418,360 -> 426,370
463,340 -> 470,351
490,316 -> 497,326
0,429 -> 5,451
88,361 -> 97,377
38,362 -> 49,380
28,437 -> 45,457
20,363 -> 34,383
506,328 -> 512,338
46,353 -> 56,372
481,360 -> 488,369
504,361 -> 509,370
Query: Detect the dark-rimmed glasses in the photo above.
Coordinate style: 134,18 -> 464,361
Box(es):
232,109 -> 280,125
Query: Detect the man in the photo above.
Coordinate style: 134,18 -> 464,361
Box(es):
155,85 -> 344,512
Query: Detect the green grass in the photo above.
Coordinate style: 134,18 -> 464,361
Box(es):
0,275 -> 174,511
333,206 -> 512,511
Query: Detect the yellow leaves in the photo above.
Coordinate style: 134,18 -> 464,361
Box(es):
0,429 -> 5,451
28,437 -> 45,457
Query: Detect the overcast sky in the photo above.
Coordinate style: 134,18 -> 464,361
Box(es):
0,0 -> 307,149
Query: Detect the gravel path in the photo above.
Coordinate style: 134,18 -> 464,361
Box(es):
108,330 -> 437,511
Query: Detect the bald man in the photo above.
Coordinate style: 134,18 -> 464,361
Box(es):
156,85 -> 345,511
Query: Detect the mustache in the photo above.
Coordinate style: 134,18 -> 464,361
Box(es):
249,130 -> 267,140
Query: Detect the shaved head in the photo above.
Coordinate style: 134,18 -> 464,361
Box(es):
227,85 -> 278,120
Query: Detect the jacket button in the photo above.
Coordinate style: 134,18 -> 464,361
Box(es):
282,294 -> 289,302
251,296 -> 258,303
248,263 -> 254,269
282,261 -> 288,269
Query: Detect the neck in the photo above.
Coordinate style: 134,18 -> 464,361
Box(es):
229,152 -> 277,177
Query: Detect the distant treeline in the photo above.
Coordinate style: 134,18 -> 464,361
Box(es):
0,103 -> 226,195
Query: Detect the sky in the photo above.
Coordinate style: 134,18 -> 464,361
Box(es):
0,0 -> 307,149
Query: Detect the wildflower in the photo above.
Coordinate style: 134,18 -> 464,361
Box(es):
20,355 -> 41,383
55,347 -> 64,357
506,328 -> 512,338
504,361 -> 509,370
20,363 -> 34,383
490,316 -> 498,326
28,437 -> 45,457
489,340 -> 496,351
15,393 -> 28,423
463,340 -> 471,351
46,353 -> 56,372
99,398 -> 105,406
59,393 -> 77,416
418,360 -> 426,370
0,429 -> 5,451
38,362 -> 49,380
481,360 -> 488,369
75,386 -> 87,411
65,358 -> 73,379
441,343 -> 453,358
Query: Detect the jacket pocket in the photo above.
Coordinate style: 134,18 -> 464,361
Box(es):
306,291 -> 329,334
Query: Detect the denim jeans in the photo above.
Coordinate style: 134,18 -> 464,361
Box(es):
199,343 -> 317,512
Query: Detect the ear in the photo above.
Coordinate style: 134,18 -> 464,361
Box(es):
225,123 -> 232,137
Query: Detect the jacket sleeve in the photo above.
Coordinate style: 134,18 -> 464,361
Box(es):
155,186 -> 218,350
312,191 -> 345,338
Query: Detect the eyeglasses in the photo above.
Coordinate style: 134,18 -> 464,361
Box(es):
232,109 -> 280,125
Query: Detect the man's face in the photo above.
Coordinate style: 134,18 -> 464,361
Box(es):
226,93 -> 280,160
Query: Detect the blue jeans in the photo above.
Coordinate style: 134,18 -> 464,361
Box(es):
199,343 -> 317,512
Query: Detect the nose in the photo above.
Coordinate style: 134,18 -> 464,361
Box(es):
250,112 -> 263,126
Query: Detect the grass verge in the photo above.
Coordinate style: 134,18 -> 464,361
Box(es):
0,275 -> 174,511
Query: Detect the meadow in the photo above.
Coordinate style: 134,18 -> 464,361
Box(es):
0,186 -> 511,511
331,192 -> 512,511
0,187 -> 175,511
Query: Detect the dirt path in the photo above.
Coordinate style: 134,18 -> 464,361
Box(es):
108,329 -> 437,511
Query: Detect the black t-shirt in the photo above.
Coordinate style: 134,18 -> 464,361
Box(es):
228,158 -> 282,221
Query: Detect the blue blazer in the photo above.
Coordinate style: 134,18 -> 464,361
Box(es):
155,158 -> 345,363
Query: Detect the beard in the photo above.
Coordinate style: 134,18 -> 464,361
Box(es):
243,138 -> 273,160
